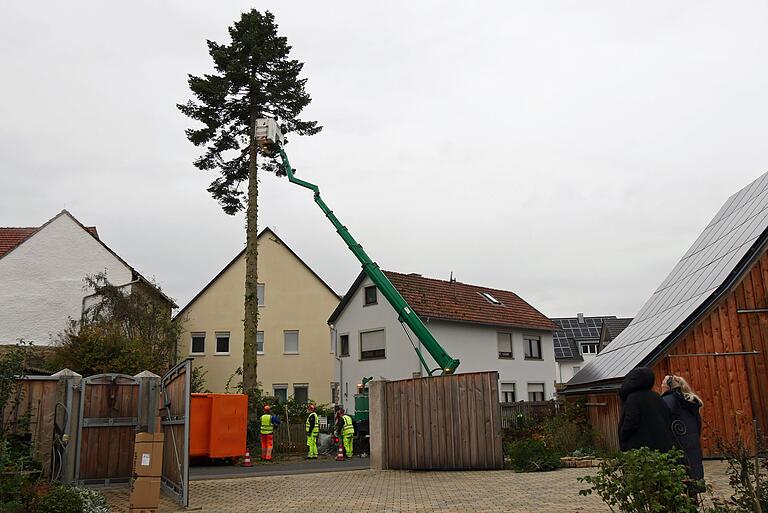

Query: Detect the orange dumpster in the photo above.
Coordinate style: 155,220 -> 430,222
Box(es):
190,393 -> 248,460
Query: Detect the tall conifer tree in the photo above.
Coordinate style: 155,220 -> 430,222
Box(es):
179,10 -> 320,400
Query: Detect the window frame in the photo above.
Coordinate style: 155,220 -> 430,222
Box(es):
523,335 -> 542,360
527,382 -> 546,402
214,331 -> 231,355
363,285 -> 378,306
500,382 -> 516,403
272,384 -> 288,402
581,342 -> 599,355
360,328 -> 386,360
497,332 -> 514,359
257,283 -> 265,307
256,330 -> 265,355
338,333 -> 350,357
190,332 -> 206,356
293,383 -> 309,404
283,330 -> 299,355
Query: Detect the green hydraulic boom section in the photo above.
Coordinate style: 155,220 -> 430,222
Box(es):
276,148 -> 460,376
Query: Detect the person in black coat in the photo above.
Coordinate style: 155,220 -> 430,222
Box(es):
661,375 -> 704,486
618,367 -> 676,452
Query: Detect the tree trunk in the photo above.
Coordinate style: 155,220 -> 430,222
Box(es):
242,115 -> 259,400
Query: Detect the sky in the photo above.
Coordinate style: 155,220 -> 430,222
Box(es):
2,1 -> 768,318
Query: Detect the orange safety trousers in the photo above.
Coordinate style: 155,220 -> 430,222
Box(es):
260,434 -> 273,461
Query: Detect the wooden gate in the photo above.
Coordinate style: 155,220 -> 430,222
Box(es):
160,359 -> 191,507
379,371 -> 503,470
74,374 -> 141,485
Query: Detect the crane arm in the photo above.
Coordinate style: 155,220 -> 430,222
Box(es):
276,148 -> 460,376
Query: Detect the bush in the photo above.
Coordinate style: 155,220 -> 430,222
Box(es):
74,486 -> 111,513
506,439 -> 562,472
715,436 -> 768,512
579,448 -> 699,513
35,486 -> 83,513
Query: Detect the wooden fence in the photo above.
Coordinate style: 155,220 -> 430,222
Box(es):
370,371 -> 503,470
499,401 -> 562,428
2,376 -> 60,478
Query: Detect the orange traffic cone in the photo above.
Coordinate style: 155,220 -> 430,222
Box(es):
335,442 -> 345,462
242,450 -> 253,467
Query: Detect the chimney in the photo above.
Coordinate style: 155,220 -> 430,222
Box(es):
577,312 -> 585,324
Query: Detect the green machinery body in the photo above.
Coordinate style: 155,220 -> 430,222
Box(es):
277,148 -> 460,377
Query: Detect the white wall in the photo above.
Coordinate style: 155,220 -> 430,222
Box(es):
0,213 -> 133,345
333,277 -> 556,413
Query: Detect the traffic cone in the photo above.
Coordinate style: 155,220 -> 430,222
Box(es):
335,442 -> 345,462
242,449 -> 253,467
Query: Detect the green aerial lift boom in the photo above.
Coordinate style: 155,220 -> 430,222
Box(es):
255,119 -> 460,376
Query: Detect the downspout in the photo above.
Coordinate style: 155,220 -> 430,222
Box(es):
331,326 -> 343,407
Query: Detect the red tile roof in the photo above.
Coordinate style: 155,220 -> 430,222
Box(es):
381,271 -> 557,331
0,225 -> 98,258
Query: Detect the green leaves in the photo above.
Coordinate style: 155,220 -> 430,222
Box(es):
178,9 -> 321,215
578,448 -> 699,513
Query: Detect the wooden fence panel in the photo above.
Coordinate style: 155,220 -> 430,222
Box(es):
382,371 -> 502,470
499,401 -> 561,428
2,377 -> 59,477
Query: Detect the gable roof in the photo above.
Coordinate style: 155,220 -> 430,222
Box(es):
329,270 -> 557,331
0,225 -> 98,259
601,317 -> 633,341
0,210 -> 175,307
551,316 -> 617,361
568,171 -> 768,390
174,227 -> 338,319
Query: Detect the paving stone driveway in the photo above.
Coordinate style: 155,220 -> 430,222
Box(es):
105,461 -> 732,513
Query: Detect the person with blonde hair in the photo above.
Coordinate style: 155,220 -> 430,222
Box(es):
661,374 -> 704,492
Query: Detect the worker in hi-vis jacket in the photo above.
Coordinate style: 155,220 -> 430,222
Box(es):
259,405 -> 281,461
305,404 -> 320,459
335,409 -> 355,459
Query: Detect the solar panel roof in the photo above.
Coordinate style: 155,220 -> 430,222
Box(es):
569,171 -> 768,386
551,316 -> 615,360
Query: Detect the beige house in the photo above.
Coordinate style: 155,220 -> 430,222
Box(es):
177,228 -> 339,403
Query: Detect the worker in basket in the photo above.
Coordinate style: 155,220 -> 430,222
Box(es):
305,404 -> 320,460
335,408 -> 355,459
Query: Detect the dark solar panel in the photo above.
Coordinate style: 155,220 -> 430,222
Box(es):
570,172 -> 768,386
551,316 -> 615,360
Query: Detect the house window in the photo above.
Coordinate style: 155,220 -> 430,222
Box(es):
572,366 -> 581,377
581,342 -> 599,355
273,384 -> 288,402
497,332 -> 513,359
528,383 -> 545,402
257,283 -> 265,306
501,382 -> 516,403
364,286 -> 377,305
524,336 -> 542,359
191,333 -> 205,355
331,382 -> 340,403
360,329 -> 386,360
294,384 -> 309,403
215,332 -> 230,354
480,291 -> 502,305
257,331 -> 264,354
338,334 -> 350,357
284,330 -> 299,354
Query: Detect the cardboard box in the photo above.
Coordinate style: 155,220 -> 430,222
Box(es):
133,432 -> 164,477
129,476 -> 161,509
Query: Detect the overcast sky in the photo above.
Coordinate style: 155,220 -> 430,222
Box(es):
2,1 -> 768,318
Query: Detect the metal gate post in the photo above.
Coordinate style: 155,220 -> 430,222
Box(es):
51,369 -> 82,484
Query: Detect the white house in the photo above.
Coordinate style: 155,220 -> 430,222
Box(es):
328,270 -> 558,413
0,210 -> 175,346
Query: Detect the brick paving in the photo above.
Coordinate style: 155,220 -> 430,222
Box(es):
104,460 -> 733,513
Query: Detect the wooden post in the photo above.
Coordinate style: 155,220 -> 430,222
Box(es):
134,371 -> 161,433
368,380 -> 387,470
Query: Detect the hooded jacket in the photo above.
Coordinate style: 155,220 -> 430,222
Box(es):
618,367 -> 676,452
662,390 -> 704,481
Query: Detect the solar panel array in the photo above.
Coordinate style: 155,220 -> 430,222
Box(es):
570,171 -> 768,386
551,317 -> 614,360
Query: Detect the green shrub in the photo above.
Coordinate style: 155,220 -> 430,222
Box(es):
505,439 -> 562,472
578,448 -> 699,513
35,486 -> 83,513
74,486 -> 111,513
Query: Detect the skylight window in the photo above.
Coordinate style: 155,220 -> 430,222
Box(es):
480,292 -> 502,305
